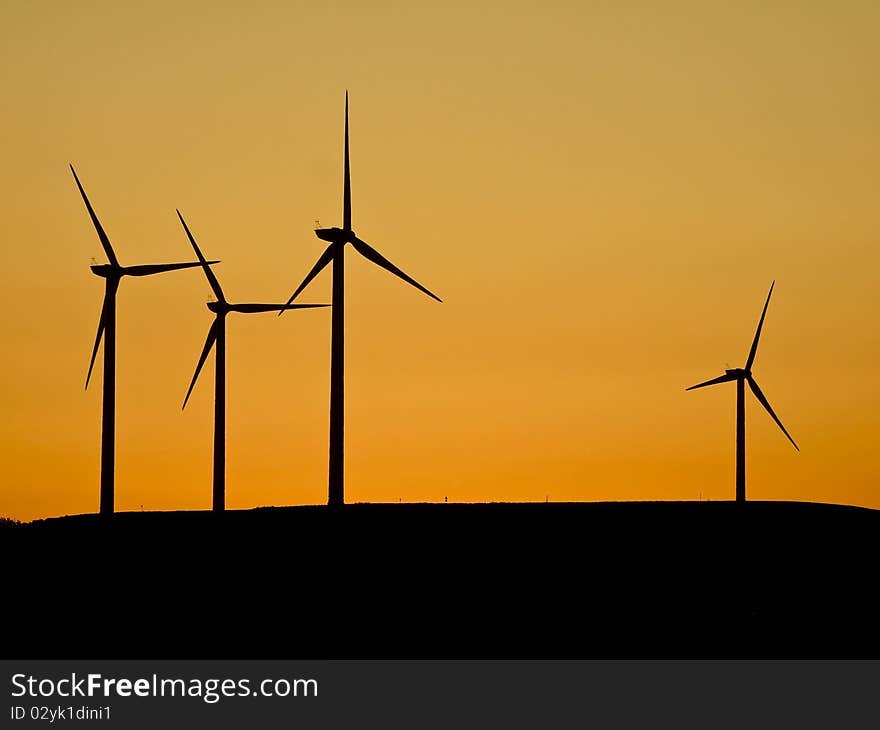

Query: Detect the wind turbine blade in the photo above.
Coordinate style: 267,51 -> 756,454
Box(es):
343,90 -> 351,231
124,261 -> 218,277
685,372 -> 738,391
182,319 -> 219,409
85,294 -> 109,389
747,376 -> 799,451
279,243 -> 335,313
745,281 -> 775,372
350,237 -> 442,302
70,164 -> 120,267
177,210 -> 226,302
229,303 -> 330,314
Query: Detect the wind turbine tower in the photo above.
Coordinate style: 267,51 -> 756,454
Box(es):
686,281 -> 799,501
71,165 -> 216,514
282,93 -> 442,506
177,211 -> 329,511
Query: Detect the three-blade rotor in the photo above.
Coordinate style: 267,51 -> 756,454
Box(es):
176,210 -> 329,408
73,163 -> 121,389
281,92 -> 442,310
685,281 -> 797,450
72,166 -> 218,389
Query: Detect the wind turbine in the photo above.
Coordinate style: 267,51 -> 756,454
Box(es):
281,92 -> 442,506
686,281 -> 799,501
71,164 -> 217,515
177,211 -> 329,512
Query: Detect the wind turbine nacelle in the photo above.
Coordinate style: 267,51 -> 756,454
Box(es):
726,368 -> 746,377
315,227 -> 352,244
90,264 -> 117,278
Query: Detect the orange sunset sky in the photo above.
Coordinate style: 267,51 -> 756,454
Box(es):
1,1 -> 878,521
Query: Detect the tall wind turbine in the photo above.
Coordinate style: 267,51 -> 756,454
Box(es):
281,92 -> 442,506
178,211 -> 329,511
71,164 -> 217,515
686,281 -> 799,501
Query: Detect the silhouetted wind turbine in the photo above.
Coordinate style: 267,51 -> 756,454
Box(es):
686,281 -> 799,501
71,165 -> 217,515
281,92 -> 442,506
178,211 -> 329,512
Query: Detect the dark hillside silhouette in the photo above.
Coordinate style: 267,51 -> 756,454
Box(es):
6,501 -> 879,658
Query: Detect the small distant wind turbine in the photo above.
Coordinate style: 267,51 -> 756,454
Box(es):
686,281 -> 799,502
71,164 -> 217,515
177,211 -> 329,511
281,92 -> 442,506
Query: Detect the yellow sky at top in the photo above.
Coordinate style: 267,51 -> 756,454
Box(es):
1,1 -> 878,520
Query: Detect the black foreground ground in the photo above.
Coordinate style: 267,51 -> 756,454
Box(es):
4,501 -> 878,658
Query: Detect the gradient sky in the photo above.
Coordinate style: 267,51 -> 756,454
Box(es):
2,1 -> 878,521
